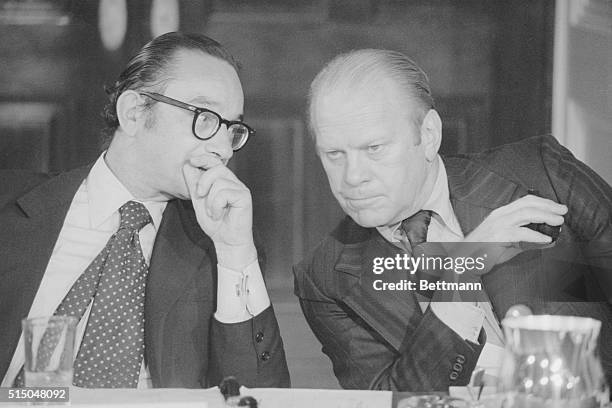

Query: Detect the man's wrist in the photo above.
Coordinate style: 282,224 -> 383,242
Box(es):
215,242 -> 258,272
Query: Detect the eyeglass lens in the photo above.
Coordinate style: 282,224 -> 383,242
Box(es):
195,112 -> 249,150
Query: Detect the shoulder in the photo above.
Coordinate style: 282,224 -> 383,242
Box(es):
447,134 -> 557,171
0,169 -> 51,192
298,215 -> 369,270
443,135 -> 574,194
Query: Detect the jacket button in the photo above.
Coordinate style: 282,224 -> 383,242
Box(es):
450,371 -> 459,381
260,351 -> 271,361
453,363 -> 463,372
255,331 -> 264,343
456,354 -> 466,364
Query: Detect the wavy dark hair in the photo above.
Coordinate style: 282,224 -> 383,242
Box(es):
100,32 -> 240,149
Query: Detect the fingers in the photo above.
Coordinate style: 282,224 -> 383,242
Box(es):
206,180 -> 251,220
466,194 -> 567,245
188,154 -> 225,170
196,166 -> 243,199
515,227 -> 554,244
500,194 -> 567,216
513,208 -> 565,227
182,160 -> 250,222
492,195 -> 567,226
182,164 -> 203,199
182,160 -> 242,196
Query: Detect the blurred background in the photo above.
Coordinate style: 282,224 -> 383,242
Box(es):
0,0 -> 610,388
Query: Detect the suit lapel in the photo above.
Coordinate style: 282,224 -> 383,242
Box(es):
333,219 -> 422,352
444,156 -> 539,318
9,165 -> 91,304
145,200 -> 214,386
0,165 -> 90,377
444,156 -> 528,235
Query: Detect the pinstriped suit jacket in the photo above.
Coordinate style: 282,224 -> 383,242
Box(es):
0,165 -> 290,388
294,135 -> 612,391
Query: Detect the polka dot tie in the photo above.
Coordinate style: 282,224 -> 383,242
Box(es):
16,201 -> 152,388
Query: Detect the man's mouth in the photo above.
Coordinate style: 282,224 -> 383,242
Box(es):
344,195 -> 381,209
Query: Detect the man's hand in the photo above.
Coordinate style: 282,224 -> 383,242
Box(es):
182,156 -> 257,271
465,194 -> 567,244
447,195 -> 568,274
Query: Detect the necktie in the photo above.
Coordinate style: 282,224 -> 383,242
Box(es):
400,210 -> 436,297
400,210 -> 433,250
15,201 -> 151,388
400,210 -> 505,348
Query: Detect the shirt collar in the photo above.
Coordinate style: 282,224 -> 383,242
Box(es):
86,153 -> 167,230
376,155 -> 462,242
422,155 -> 462,236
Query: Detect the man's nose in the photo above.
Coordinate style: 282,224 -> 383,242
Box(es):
343,154 -> 369,186
204,125 -> 233,162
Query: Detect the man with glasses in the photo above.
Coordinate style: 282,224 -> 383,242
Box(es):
0,32 -> 290,388
295,49 -> 612,391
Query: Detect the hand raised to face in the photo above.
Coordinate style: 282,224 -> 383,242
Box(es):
182,155 -> 257,270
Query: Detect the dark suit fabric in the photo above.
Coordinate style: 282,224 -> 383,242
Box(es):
0,165 -> 290,388
294,135 -> 612,391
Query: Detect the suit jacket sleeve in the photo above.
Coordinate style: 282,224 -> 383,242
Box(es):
208,305 -> 290,388
294,260 -> 483,392
539,136 -> 612,303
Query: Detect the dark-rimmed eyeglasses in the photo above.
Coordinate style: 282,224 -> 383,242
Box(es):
140,91 -> 255,151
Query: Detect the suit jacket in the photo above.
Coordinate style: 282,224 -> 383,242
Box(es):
0,164 -> 290,388
294,135 -> 612,391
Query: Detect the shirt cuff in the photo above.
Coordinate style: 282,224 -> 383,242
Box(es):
430,301 -> 485,343
214,259 -> 271,323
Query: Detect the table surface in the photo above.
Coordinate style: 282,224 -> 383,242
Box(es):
68,387 -> 394,408
0,386 -> 503,407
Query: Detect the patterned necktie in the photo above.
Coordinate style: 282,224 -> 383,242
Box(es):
400,210 -> 436,298
15,201 -> 151,388
400,210 -> 433,250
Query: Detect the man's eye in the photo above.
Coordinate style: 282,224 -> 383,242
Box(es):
367,144 -> 383,153
326,151 -> 342,160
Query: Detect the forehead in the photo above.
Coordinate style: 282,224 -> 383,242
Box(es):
312,80 -> 410,146
163,49 -> 244,116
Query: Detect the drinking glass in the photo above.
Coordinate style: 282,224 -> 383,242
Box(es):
22,316 -> 77,387
498,315 -> 609,408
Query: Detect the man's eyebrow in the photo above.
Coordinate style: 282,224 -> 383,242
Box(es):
188,96 -> 216,107
188,97 -> 244,121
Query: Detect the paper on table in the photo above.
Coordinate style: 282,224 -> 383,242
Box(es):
67,387 -> 392,408
69,387 -> 222,408
241,387 -> 392,408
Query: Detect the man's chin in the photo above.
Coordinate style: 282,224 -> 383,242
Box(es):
348,211 -> 390,229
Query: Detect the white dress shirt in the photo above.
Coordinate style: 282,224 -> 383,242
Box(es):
377,155 -> 505,376
2,154 -> 270,388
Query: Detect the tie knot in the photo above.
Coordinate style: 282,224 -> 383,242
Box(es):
400,210 -> 433,248
118,201 -> 151,231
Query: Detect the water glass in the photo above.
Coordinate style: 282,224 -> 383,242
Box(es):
22,316 -> 77,387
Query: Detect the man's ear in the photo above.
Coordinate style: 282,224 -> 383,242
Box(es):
116,90 -> 146,137
420,109 -> 442,162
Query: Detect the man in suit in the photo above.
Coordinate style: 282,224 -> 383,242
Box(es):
0,32 -> 289,388
294,49 -> 612,391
